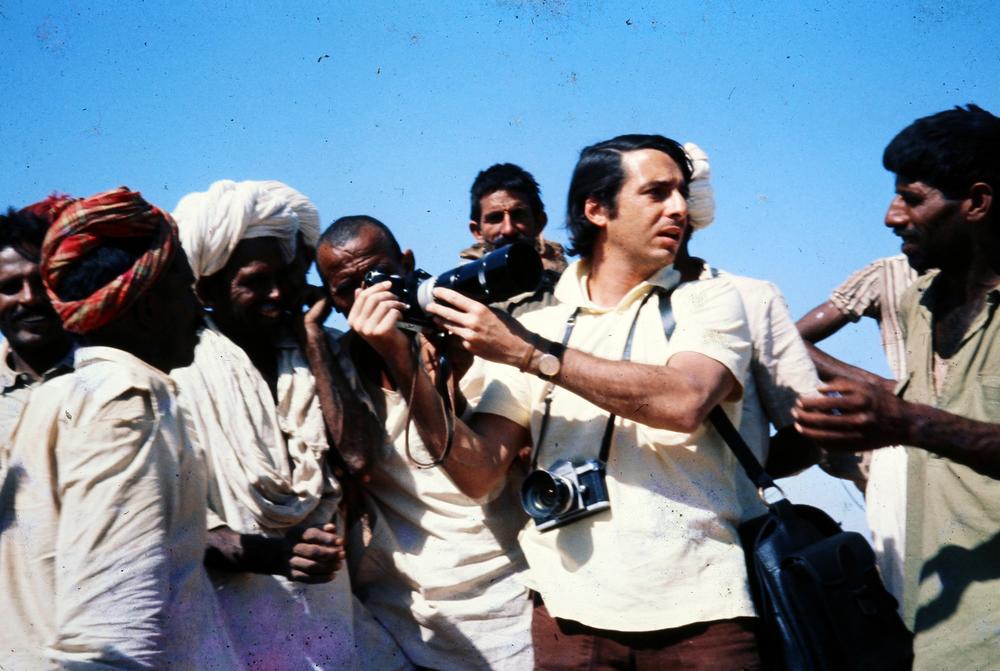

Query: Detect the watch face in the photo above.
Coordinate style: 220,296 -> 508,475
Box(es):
538,353 -> 560,377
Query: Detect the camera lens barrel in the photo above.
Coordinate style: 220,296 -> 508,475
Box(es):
521,469 -> 574,520
426,241 -> 543,310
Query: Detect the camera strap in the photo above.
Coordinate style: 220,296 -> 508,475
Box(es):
530,288 -> 661,470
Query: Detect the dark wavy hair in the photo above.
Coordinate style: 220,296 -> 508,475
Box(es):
883,104 -> 1000,199
0,207 -> 48,260
469,163 -> 545,224
566,134 -> 692,258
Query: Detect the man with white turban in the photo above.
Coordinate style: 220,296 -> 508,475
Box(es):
171,180 -> 407,671
673,143 -> 821,481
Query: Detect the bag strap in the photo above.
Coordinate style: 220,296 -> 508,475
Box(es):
655,287 -> 780,495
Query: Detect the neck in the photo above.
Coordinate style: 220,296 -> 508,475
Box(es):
12,336 -> 73,377
937,233 -> 1000,305
586,246 -> 662,308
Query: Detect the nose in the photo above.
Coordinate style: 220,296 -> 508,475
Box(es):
267,280 -> 283,303
20,277 -> 45,306
885,195 -> 907,230
499,212 -> 518,237
665,189 -> 688,221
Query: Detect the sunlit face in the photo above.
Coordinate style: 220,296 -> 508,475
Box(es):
471,190 -> 544,251
593,149 -> 689,275
204,237 -> 289,334
316,227 -> 406,316
885,178 -> 965,273
0,245 -> 65,354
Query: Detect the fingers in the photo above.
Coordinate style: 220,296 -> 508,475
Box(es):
287,524 -> 346,583
348,282 -> 407,335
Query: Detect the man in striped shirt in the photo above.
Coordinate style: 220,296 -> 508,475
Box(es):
796,254 -> 919,610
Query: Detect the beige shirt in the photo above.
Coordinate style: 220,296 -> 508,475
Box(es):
477,261 -> 756,632
0,340 -> 74,449
339,336 -> 533,671
896,273 -> 1000,670
0,346 -> 239,670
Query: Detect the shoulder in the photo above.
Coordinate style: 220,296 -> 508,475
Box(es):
673,275 -> 746,317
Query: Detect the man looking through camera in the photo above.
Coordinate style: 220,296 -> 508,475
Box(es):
316,215 -> 533,670
351,135 -> 761,669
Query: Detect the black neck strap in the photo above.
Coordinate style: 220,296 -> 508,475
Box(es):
530,288 -> 660,470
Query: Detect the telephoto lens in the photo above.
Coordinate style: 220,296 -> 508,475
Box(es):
416,241 -> 543,313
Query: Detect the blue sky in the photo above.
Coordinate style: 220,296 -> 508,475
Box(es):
3,0 -> 998,530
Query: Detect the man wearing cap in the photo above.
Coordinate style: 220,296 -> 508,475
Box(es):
0,187 -> 240,669
171,180 -> 406,671
0,197 -> 75,448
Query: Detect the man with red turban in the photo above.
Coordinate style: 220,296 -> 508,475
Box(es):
0,187 -> 241,670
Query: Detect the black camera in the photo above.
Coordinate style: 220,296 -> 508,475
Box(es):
363,241 -> 543,332
520,458 -> 611,532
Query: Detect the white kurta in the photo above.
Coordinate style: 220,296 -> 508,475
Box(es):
174,323 -> 405,671
339,337 -> 533,671
0,346 -> 240,670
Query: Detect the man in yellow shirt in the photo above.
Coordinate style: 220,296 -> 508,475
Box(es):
350,134 -> 762,669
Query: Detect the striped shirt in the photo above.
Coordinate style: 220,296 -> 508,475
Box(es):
829,254 -> 918,379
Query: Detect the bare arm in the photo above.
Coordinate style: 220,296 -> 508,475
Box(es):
300,292 -> 383,476
205,523 -> 345,583
793,378 -> 1000,480
797,300 -> 894,387
347,282 -> 529,498
427,287 -> 739,434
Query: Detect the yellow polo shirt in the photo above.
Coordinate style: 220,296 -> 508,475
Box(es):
476,260 -> 757,632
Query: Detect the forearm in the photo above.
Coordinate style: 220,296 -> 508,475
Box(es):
304,329 -> 381,474
520,343 -> 725,434
381,344 -> 516,498
806,341 -> 893,388
204,526 -> 288,576
904,403 -> 1000,479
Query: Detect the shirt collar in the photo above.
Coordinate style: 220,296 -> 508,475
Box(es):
554,259 -> 682,313
75,345 -> 176,392
0,340 -> 76,391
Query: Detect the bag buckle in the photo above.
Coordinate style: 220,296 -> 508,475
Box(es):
757,483 -> 787,508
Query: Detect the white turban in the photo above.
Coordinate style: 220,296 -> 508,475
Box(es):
683,142 -> 715,231
172,179 -> 320,279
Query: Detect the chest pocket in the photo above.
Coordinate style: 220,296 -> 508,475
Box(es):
978,375 -> 1000,407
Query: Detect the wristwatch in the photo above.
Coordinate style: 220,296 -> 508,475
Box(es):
537,341 -> 565,380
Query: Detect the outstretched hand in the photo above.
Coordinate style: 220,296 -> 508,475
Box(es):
792,377 -> 912,451
425,287 -> 533,367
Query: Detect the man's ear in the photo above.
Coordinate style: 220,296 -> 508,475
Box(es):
966,182 -> 994,224
584,198 -> 610,228
469,220 -> 484,243
535,211 -> 548,233
401,249 -> 415,274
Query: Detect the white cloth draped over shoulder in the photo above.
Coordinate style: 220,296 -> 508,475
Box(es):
174,319 -> 339,532
172,179 -> 319,279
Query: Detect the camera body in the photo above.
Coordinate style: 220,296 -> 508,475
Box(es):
520,458 -> 611,532
363,241 -> 543,333
363,267 -> 436,332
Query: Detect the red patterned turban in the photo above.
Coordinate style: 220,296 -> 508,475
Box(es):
20,193 -> 75,224
41,187 -> 177,334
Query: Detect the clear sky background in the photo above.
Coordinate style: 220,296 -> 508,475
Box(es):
3,0 -> 999,533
